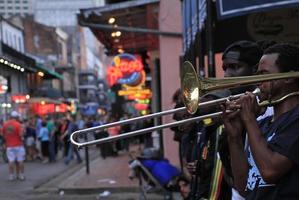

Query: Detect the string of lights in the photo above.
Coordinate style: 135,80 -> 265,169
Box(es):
0,57 -> 25,72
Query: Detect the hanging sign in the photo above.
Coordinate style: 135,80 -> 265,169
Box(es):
216,0 -> 299,20
11,95 -> 30,103
0,76 -> 8,94
106,53 -> 144,87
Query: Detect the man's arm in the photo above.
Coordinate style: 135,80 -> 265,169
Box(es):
243,117 -> 293,183
227,134 -> 248,195
222,105 -> 249,195
239,93 -> 293,183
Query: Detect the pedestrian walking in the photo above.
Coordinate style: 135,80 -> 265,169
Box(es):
38,121 -> 50,164
62,115 -> 82,165
1,111 -> 26,181
24,117 -> 37,161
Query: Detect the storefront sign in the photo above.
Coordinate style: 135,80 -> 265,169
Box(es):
11,95 -> 30,103
118,88 -> 152,100
0,75 -> 8,94
107,53 -> 144,87
216,0 -> 299,20
118,89 -> 152,96
55,104 -> 68,113
31,103 -> 55,115
247,8 -> 299,42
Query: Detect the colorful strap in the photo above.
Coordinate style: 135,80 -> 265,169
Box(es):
209,125 -> 224,200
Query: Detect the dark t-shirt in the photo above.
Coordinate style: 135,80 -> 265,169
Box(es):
25,127 -> 36,139
246,104 -> 299,200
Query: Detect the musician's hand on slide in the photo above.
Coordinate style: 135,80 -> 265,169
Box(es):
221,101 -> 243,139
235,92 -> 258,123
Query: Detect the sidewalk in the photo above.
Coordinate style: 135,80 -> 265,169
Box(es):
36,147 -> 140,194
60,151 -> 139,193
34,146 -> 180,200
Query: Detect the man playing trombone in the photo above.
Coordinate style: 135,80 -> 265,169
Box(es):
223,43 -> 299,199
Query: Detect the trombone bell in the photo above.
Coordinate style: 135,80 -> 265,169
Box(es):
181,61 -> 299,114
181,61 -> 201,115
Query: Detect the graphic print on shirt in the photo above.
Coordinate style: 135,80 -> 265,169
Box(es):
5,125 -> 15,135
267,132 -> 276,142
246,132 -> 276,191
246,147 -> 267,191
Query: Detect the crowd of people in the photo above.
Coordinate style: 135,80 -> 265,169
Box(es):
173,41 -> 299,200
0,112 -> 82,181
0,111 -> 151,182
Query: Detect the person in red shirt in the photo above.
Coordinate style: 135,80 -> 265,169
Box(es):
1,111 -> 25,181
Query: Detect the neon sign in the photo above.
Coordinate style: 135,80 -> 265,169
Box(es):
107,53 -> 144,87
0,76 -> 8,94
11,95 -> 30,103
118,89 -> 152,96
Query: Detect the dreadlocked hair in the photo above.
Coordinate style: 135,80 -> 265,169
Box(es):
264,43 -> 299,73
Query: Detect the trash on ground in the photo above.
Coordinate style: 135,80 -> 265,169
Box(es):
96,190 -> 111,199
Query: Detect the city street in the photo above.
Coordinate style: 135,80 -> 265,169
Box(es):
0,149 -> 91,200
0,147 -> 171,200
3,0 -> 298,199
0,145 -> 119,200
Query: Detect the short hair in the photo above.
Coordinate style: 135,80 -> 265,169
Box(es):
256,40 -> 277,52
42,121 -> 47,127
264,43 -> 299,73
177,175 -> 189,184
222,40 -> 263,67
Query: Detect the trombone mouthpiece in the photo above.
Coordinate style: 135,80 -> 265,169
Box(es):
252,88 -> 261,95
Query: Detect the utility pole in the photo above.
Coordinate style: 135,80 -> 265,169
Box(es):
206,0 -> 215,77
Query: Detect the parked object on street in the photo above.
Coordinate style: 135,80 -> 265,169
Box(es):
129,148 -> 180,200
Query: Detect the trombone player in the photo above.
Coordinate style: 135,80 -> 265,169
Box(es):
69,42 -> 299,199
223,43 -> 299,199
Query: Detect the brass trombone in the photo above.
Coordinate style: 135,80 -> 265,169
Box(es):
70,61 -> 299,148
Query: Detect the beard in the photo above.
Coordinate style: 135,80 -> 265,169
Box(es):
258,80 -> 284,104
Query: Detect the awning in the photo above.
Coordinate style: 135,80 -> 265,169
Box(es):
77,0 -> 162,55
31,86 -> 63,99
216,0 -> 299,20
28,97 -> 62,104
36,63 -> 63,80
1,43 -> 36,73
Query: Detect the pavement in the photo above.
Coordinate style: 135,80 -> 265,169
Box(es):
34,145 -> 177,200
37,149 -> 140,192
0,144 -> 180,199
0,147 -> 97,200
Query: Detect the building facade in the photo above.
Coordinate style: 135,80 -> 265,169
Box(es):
34,0 -> 109,107
0,16 -> 35,119
34,0 -> 103,27
0,0 -> 34,18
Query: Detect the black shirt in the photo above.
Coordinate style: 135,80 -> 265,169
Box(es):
246,104 -> 299,200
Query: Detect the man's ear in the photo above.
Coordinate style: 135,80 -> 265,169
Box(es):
252,64 -> 258,74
